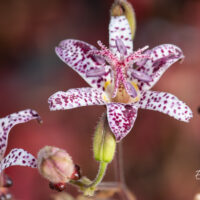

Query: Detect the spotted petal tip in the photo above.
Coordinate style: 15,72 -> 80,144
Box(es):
0,109 -> 41,159
107,103 -> 138,141
138,91 -> 193,122
0,148 -> 37,173
48,88 -> 108,111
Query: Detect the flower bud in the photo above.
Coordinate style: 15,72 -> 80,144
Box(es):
93,114 -> 116,163
111,0 -> 136,39
37,146 -> 75,184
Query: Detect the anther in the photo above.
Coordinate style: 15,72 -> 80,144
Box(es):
92,55 -> 106,65
86,67 -> 107,77
115,39 -> 127,57
125,82 -> 137,98
130,69 -> 153,82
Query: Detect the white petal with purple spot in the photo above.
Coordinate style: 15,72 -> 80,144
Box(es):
0,148 -> 37,172
138,90 -> 193,122
109,16 -> 133,58
55,39 -> 111,90
0,109 -> 41,159
136,44 -> 184,91
49,88 -> 110,111
107,103 -> 138,141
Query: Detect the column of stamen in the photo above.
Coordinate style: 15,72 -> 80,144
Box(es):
97,41 -> 118,66
124,45 -> 150,65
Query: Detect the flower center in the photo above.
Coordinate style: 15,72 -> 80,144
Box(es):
87,39 -> 149,103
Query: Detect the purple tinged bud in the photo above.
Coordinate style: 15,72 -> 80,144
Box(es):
126,82 -> 137,98
131,69 -> 153,82
86,67 -> 107,77
37,146 -> 75,184
115,39 -> 127,56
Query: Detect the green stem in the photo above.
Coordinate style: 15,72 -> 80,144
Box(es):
88,161 -> 108,188
83,161 -> 108,196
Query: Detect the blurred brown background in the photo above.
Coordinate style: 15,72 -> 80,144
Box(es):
0,0 -> 200,199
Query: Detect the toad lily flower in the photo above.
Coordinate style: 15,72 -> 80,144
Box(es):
0,109 -> 41,173
49,15 -> 192,141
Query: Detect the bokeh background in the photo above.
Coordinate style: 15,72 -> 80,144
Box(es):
0,0 -> 200,199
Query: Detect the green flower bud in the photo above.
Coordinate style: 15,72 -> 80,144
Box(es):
37,146 -> 75,184
111,0 -> 136,39
93,114 -> 116,163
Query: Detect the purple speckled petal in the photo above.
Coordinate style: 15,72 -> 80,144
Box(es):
0,148 -> 37,172
107,103 -> 138,141
0,109 -> 41,159
138,90 -> 193,122
136,44 -> 184,91
48,88 -> 109,111
55,39 -> 111,91
109,16 -> 133,58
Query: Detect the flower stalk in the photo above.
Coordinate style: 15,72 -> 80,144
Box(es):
83,161 -> 108,196
70,114 -> 116,196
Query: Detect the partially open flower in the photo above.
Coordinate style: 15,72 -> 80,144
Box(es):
37,146 -> 75,184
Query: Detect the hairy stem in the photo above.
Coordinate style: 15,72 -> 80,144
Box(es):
87,161 -> 108,188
